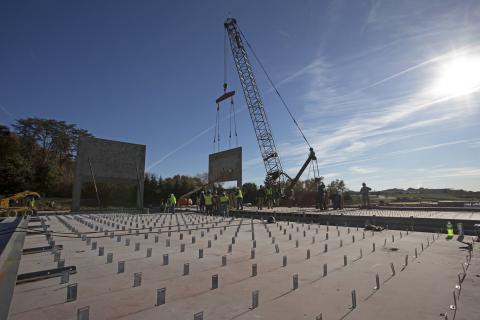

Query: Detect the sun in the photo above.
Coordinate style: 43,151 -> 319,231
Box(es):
431,54 -> 480,97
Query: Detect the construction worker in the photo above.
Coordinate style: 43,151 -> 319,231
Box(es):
205,191 -> 213,215
331,188 -> 342,210
257,185 -> 265,210
274,188 -> 280,206
213,190 -> 219,214
169,193 -> 177,214
220,191 -> 229,217
446,221 -> 454,237
360,182 -> 371,209
266,185 -> 273,209
199,191 -> 205,213
235,187 -> 243,210
317,182 -> 326,210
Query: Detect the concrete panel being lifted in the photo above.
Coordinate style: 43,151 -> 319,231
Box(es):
71,136 -> 146,210
208,147 -> 242,187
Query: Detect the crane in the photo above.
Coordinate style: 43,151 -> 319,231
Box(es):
223,17 -> 320,194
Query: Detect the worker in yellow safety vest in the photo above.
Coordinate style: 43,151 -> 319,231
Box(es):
204,191 -> 213,216
235,188 -> 243,210
446,221 -> 454,237
169,193 -> 176,214
220,191 -> 230,217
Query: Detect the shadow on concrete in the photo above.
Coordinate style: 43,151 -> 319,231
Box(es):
229,308 -> 252,320
272,289 -> 294,301
338,307 -> 355,320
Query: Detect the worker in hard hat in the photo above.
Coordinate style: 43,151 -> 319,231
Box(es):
220,191 -> 230,217
317,182 -> 326,210
169,193 -> 177,214
360,182 -> 371,209
204,190 -> 213,216
446,221 -> 454,238
235,187 -> 243,210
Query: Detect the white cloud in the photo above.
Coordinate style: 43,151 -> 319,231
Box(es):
244,157 -> 262,168
323,172 -> 340,179
276,50 -> 480,177
388,138 -> 480,156
427,167 -> 480,179
349,166 -> 378,174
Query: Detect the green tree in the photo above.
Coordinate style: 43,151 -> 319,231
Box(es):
0,132 -> 32,194
327,179 -> 346,193
2,118 -> 92,197
292,178 -> 320,192
13,118 -> 90,164
241,182 -> 257,204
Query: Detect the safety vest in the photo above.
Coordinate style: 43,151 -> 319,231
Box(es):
220,195 -> 229,203
236,190 -> 243,199
205,194 -> 213,205
447,221 -> 454,236
169,195 -> 176,205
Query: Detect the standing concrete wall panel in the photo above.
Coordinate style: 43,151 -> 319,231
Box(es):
208,147 -> 242,188
72,136 -> 146,210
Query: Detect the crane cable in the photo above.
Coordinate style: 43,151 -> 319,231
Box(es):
224,28 -> 228,91
224,27 -> 238,149
228,98 -> 239,148
236,25 -> 312,149
213,29 -> 230,153
213,103 -> 220,152
232,97 -> 238,146
237,24 -> 321,181
229,101 -> 232,148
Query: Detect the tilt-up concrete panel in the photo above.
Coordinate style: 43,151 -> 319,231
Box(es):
208,147 -> 242,188
71,136 -> 146,210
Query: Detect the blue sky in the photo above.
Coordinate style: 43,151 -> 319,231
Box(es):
1,0 -> 479,191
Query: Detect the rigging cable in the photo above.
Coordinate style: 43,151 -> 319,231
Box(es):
232,97 -> 238,146
236,25 -> 312,149
229,100 -> 232,148
237,23 -> 321,180
217,105 -> 220,152
224,27 -> 228,91
213,104 -> 221,152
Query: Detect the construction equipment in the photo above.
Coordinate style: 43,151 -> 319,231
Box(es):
222,17 -> 320,194
0,191 -> 40,217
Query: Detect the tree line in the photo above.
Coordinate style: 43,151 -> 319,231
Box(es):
0,118 -> 89,197
1,118 -> 349,207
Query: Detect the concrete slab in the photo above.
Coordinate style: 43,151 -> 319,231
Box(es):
7,211 -> 479,319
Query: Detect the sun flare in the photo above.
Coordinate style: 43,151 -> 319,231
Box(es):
431,54 -> 480,97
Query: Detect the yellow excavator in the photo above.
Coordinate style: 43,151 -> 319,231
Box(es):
0,191 -> 40,217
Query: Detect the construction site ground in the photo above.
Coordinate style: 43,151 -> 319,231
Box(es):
8,210 -> 479,320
